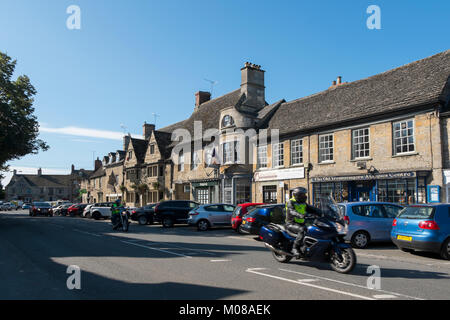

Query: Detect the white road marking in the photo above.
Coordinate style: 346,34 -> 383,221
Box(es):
246,268 -> 375,300
210,259 -> 232,262
121,240 -> 193,258
73,229 -> 102,237
373,294 -> 398,299
297,279 -> 319,283
227,236 -> 258,242
279,268 -> 424,300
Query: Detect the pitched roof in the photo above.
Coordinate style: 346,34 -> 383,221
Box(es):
12,174 -> 72,188
159,89 -> 243,137
153,131 -> 173,158
267,50 -> 450,136
89,167 -> 105,179
130,138 -> 148,163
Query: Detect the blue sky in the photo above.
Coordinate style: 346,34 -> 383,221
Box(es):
1,0 -> 449,185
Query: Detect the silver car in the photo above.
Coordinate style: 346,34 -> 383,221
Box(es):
338,202 -> 404,249
188,204 -> 236,231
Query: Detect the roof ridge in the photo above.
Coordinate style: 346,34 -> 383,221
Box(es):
283,49 -> 450,106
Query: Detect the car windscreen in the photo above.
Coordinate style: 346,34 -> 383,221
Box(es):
397,206 -> 435,220
34,202 -> 50,207
232,206 -> 242,218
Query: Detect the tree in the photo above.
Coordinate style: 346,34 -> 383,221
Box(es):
0,52 -> 49,177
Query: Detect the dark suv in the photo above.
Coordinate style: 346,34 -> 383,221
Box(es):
153,200 -> 199,228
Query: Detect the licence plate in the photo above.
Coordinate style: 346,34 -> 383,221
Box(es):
397,235 -> 412,242
242,221 -> 246,224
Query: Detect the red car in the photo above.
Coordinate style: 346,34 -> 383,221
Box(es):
67,204 -> 87,217
231,203 -> 265,233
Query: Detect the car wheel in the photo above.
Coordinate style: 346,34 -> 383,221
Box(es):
197,220 -> 210,231
92,212 -> 101,220
238,225 -> 245,234
162,217 -> 174,228
441,238 -> 450,260
138,215 -> 148,225
351,231 -> 370,249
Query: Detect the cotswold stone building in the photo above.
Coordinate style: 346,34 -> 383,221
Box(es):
82,50 -> 450,206
6,166 -> 92,203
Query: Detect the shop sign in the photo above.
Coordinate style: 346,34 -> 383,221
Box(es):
254,167 -> 305,182
443,170 -> 450,185
311,171 -> 416,183
191,181 -> 218,188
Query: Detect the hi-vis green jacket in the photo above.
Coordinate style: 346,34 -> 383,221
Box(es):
285,197 -> 321,225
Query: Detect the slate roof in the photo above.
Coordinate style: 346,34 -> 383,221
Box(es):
89,167 -> 105,179
130,138 -> 148,163
267,50 -> 450,136
12,174 -> 72,188
153,131 -> 173,159
159,89 -> 243,139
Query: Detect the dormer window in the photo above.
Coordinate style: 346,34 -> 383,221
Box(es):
222,115 -> 235,128
128,151 -> 133,160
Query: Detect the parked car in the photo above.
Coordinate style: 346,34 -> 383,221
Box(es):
90,202 -> 115,220
239,204 -> 285,235
338,202 -> 404,249
29,202 -> 53,217
4,202 -> 16,211
68,204 -> 88,217
131,204 -> 156,225
231,203 -> 265,233
188,204 -> 236,231
153,200 -> 199,228
54,204 -> 73,216
82,204 -> 94,218
391,204 -> 450,260
22,203 -> 31,210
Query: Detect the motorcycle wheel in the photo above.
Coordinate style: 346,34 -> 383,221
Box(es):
330,248 -> 356,274
271,249 -> 292,263
122,220 -> 129,232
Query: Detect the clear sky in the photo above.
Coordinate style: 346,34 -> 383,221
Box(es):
1,0 -> 449,186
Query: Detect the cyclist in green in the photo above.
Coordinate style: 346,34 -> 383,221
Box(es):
111,198 -> 123,230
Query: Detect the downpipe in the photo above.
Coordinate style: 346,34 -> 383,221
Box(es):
264,243 -> 293,257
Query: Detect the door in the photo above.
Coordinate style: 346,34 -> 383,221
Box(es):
205,205 -> 227,225
222,204 -> 235,225
350,181 -> 375,202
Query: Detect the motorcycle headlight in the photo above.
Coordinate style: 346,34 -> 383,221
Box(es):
334,222 -> 347,235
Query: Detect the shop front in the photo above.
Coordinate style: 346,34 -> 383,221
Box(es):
191,179 -> 220,205
220,175 -> 251,205
311,171 -> 429,205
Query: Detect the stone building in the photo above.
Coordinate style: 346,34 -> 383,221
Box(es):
252,50 -> 450,205
6,166 -> 92,203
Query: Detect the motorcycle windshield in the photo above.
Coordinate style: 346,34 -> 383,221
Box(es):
317,196 -> 344,222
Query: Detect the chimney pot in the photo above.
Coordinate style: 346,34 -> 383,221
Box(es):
337,76 -> 342,85
37,168 -> 42,176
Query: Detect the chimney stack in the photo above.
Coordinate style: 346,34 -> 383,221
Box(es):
195,91 -> 211,110
37,168 -> 42,176
240,62 -> 265,110
13,169 -> 17,175
337,76 -> 342,85
94,158 -> 102,171
123,135 -> 131,151
143,122 -> 155,140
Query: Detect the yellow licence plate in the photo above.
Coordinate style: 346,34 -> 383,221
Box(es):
242,221 -> 246,224
397,235 -> 412,242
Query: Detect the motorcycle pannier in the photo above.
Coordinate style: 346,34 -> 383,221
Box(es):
260,224 -> 282,246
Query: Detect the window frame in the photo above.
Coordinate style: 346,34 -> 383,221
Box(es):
272,142 -> 285,168
392,119 -> 415,156
291,139 -> 303,165
351,127 -> 370,160
257,145 -> 268,169
318,133 -> 334,163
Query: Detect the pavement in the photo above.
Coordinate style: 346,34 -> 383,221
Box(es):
0,210 -> 449,300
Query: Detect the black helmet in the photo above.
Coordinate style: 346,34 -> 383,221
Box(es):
292,187 -> 307,198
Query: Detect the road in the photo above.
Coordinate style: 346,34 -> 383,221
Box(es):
1,210 -> 449,300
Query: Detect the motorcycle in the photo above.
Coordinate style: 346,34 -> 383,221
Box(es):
260,196 -> 356,274
112,208 -> 130,232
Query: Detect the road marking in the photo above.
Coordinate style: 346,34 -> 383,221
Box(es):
73,229 -> 102,237
279,268 -> 424,300
227,236 -> 258,242
121,240 -> 193,258
297,279 -> 319,283
210,259 -> 232,262
373,294 -> 398,299
246,268 -> 375,300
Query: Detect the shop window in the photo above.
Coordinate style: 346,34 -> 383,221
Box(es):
352,128 -> 370,159
196,188 -> 209,204
272,143 -> 284,168
393,119 -> 415,155
319,134 -> 334,163
291,139 -> 303,165
236,180 -> 250,204
257,145 -> 268,168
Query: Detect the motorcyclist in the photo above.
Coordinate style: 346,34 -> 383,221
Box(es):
285,187 -> 322,257
111,198 -> 123,230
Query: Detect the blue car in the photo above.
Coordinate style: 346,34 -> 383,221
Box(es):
338,202 -> 404,249
391,204 -> 450,260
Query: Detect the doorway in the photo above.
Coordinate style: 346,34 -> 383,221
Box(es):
350,181 -> 375,202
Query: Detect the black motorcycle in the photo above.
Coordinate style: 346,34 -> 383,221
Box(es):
260,196 -> 356,274
112,208 -> 130,232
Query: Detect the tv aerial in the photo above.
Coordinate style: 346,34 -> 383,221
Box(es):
204,78 -> 219,97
